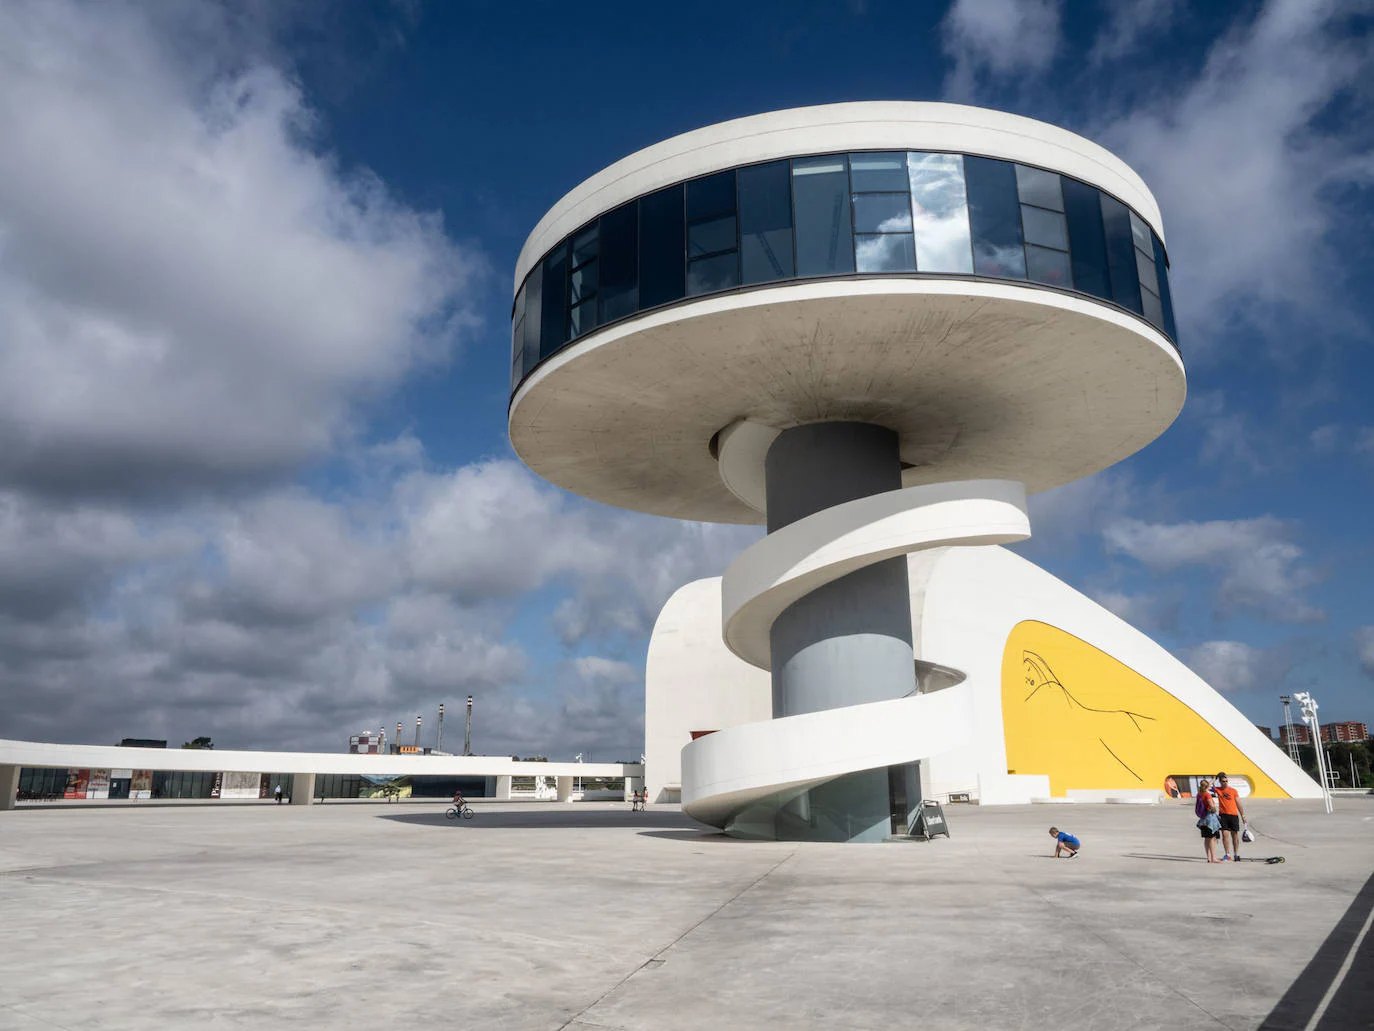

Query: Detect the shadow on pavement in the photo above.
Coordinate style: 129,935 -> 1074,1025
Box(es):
636,829 -> 732,842
1126,853 -> 1210,863
377,808 -> 697,830
1259,870 -> 1374,1030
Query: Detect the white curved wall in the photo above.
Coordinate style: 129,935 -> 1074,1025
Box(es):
644,547 -> 1322,807
644,578 -> 770,803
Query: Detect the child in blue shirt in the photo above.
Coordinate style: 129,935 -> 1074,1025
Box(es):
1049,827 -> 1080,858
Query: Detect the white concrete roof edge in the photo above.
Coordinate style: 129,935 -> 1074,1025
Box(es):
0,739 -> 642,778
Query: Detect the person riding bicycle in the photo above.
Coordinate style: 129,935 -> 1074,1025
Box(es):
452,789 -> 466,809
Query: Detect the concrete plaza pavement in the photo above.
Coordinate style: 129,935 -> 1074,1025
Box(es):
1,797 -> 1370,1030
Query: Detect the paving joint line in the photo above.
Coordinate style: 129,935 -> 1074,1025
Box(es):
0,1000 -> 83,1031
1022,879 -> 1237,1030
555,849 -> 798,1031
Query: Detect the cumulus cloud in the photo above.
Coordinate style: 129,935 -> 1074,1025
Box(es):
1184,640 -> 1270,695
1087,0 -> 1182,66
1356,627 -> 1374,678
1095,0 -> 1374,345
1309,424 -> 1341,453
0,0 -> 480,502
1187,392 -> 1266,473
0,453 -> 750,755
1103,515 -> 1323,621
941,0 -> 1062,100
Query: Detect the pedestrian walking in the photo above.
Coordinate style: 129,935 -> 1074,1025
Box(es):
273,783 -> 283,805
1195,778 -> 1221,862
1212,772 -> 1247,862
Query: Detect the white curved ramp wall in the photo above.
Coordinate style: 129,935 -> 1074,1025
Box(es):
644,578 -> 770,803
645,547 -> 1321,813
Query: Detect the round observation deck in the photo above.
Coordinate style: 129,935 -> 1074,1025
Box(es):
509,102 -> 1185,525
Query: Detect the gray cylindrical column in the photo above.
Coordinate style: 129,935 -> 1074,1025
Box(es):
764,422 -> 917,842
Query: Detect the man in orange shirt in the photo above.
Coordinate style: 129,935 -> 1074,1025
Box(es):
1213,772 -> 1246,861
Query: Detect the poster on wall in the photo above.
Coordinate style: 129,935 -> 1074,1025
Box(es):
260,773 -> 272,799
86,768 -> 111,799
131,770 -> 153,800
219,771 -> 261,799
64,769 -> 89,799
210,771 -> 223,799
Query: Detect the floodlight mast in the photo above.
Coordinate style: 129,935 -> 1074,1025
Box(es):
1292,691 -> 1333,814
1279,695 -> 1302,765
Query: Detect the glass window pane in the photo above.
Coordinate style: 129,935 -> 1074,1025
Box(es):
965,156 -> 1026,279
792,155 -> 854,276
598,200 -> 638,324
513,282 -> 526,324
1015,165 -> 1064,211
849,152 -> 908,192
639,184 -> 685,309
1025,244 -> 1072,287
1129,211 -> 1153,254
1141,287 -> 1165,329
908,152 -> 973,274
855,233 -> 915,272
539,243 -> 568,358
739,160 -> 794,284
1152,233 -> 1177,343
522,263 -> 542,374
852,193 -> 913,234
1020,205 -> 1068,250
1101,194 -> 1143,314
687,251 -> 739,295
511,320 -> 523,389
571,225 -> 598,267
688,214 -> 737,257
568,260 -> 597,302
1136,248 -> 1159,297
687,170 -> 735,221
1062,178 -> 1110,300
567,298 -> 596,338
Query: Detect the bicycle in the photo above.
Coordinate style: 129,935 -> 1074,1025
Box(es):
445,803 -> 474,820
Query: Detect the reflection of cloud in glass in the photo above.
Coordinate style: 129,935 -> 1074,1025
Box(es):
973,242 -> 1027,279
877,215 -> 910,233
909,153 -> 974,273
855,233 -> 915,272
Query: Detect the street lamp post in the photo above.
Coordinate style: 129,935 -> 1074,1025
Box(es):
1293,691 -> 1333,814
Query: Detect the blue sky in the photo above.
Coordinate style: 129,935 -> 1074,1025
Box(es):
0,0 -> 1370,759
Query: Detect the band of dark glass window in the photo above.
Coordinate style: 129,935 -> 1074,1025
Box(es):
512,152 -> 1177,395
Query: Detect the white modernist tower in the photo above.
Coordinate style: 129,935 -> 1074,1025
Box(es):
509,102 -> 1186,842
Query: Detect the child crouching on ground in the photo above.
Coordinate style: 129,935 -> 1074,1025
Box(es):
1049,827 -> 1080,858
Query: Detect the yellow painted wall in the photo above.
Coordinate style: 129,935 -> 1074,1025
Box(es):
1001,620 -> 1287,798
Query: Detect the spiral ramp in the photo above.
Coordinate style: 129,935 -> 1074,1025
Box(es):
681,479 -> 1031,834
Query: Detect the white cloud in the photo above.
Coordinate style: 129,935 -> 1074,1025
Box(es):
1309,424 -> 1340,453
1184,640 -> 1268,694
1103,515 -> 1323,621
1087,0 -> 1182,66
1356,627 -> 1374,677
1096,0 -> 1374,345
0,0 -> 481,500
1355,428 -> 1374,456
941,0 -> 1062,99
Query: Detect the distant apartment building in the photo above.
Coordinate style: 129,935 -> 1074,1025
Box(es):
1280,721 -> 1368,747
1280,724 -> 1312,746
1322,721 -> 1368,743
1254,725 -> 1274,742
